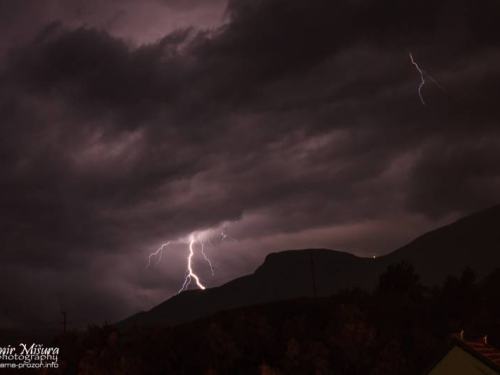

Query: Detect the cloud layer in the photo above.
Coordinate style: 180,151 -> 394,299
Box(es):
1,0 -> 500,328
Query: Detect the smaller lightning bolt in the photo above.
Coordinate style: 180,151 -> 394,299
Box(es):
146,242 -> 170,269
408,51 -> 444,106
409,51 -> 426,105
200,241 -> 215,276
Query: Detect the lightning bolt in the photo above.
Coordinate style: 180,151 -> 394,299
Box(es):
147,222 -> 238,293
146,242 -> 170,269
409,51 -> 426,105
408,51 -> 444,106
178,236 -> 206,293
200,241 -> 215,276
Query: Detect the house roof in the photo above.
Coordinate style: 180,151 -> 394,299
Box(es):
457,335 -> 500,368
423,333 -> 500,375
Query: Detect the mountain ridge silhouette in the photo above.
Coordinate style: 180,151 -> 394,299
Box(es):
117,203 -> 500,329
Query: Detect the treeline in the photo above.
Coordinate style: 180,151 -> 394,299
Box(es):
46,263 -> 500,375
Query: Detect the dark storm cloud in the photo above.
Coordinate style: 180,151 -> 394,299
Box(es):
1,0 -> 500,327
407,136 -> 500,218
160,0 -> 226,10
6,25 -> 192,124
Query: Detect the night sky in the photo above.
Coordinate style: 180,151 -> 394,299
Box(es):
1,0 -> 500,330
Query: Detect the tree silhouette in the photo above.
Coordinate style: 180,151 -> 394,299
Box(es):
377,261 -> 424,298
